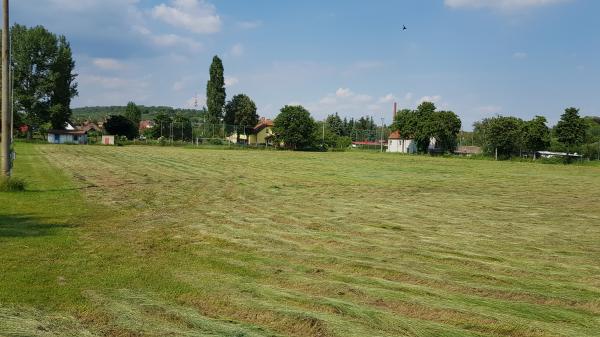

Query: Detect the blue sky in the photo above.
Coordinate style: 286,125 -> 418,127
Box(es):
13,0 -> 600,128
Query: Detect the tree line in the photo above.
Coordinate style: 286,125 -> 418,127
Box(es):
472,108 -> 599,159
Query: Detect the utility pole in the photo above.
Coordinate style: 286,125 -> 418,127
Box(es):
380,117 -> 384,153
1,0 -> 11,177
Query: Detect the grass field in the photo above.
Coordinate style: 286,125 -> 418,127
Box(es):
1,143 -> 599,337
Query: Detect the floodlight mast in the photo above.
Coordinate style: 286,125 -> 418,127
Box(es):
1,0 -> 11,177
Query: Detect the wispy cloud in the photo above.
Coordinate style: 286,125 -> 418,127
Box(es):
230,43 -> 244,57
152,0 -> 221,34
445,0 -> 571,10
92,58 -> 125,70
225,76 -> 239,88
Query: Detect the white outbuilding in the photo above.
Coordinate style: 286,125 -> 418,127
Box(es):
47,129 -> 88,144
387,131 -> 417,153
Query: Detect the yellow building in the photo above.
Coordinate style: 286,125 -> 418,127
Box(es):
248,118 -> 274,146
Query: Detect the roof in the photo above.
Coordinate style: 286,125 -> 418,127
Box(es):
48,129 -> 87,136
388,130 -> 413,140
253,118 -> 274,133
389,131 -> 402,139
139,120 -> 155,129
352,141 -> 386,146
537,151 -> 582,158
81,123 -> 102,133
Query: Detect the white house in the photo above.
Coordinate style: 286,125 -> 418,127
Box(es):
47,129 -> 89,144
387,131 -> 417,153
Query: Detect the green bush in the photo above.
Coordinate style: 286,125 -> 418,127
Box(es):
0,177 -> 26,192
208,138 -> 224,145
157,136 -> 168,146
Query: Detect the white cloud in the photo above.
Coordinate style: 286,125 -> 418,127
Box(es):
152,34 -> 202,51
513,52 -> 528,59
336,88 -> 353,98
445,0 -> 570,10
225,76 -> 239,88
378,93 -> 396,104
92,58 -> 125,70
231,43 -> 244,57
418,95 -> 442,104
353,94 -> 373,103
237,20 -> 263,29
79,75 -> 140,90
133,23 -> 203,52
152,0 -> 221,34
171,75 -> 199,92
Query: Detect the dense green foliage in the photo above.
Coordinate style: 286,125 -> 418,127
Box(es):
104,115 -> 137,140
321,113 -> 363,149
474,111 -> 599,160
555,107 -> 588,153
124,102 -> 142,128
273,105 -> 316,150
10,24 -> 78,130
147,112 -> 193,141
523,116 -> 551,155
72,105 -> 206,122
392,102 -> 461,153
206,55 -> 226,124
484,116 -> 524,157
224,94 -> 258,138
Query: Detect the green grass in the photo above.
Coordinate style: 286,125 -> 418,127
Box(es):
0,177 -> 26,192
1,143 -> 599,337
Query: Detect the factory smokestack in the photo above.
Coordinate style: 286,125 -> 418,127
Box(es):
393,102 -> 397,120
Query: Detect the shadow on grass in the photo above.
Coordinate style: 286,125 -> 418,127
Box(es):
0,215 -> 72,238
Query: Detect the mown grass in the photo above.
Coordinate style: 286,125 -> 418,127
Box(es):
1,142 -> 599,337
0,177 -> 26,192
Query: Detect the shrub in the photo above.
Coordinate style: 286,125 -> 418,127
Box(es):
157,136 -> 168,146
0,177 -> 26,192
208,138 -> 224,145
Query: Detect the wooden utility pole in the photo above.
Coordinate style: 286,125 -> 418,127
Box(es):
1,0 -> 10,177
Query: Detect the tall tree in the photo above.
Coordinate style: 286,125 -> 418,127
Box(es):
325,113 -> 344,136
10,25 -> 77,131
555,107 -> 587,154
104,115 -> 137,140
49,36 -> 78,129
429,110 -> 462,152
523,116 -> 550,156
206,55 -> 226,124
485,116 -> 524,157
124,102 -> 142,128
224,94 -> 258,141
273,105 -> 316,150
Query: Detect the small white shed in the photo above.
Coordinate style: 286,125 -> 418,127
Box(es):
387,131 -> 417,153
102,135 -> 116,145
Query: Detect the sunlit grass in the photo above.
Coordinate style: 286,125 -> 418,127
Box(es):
1,143 -> 599,336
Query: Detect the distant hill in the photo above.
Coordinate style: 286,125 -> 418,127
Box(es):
72,106 -> 207,122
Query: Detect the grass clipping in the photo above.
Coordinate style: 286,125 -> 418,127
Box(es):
0,177 -> 26,192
